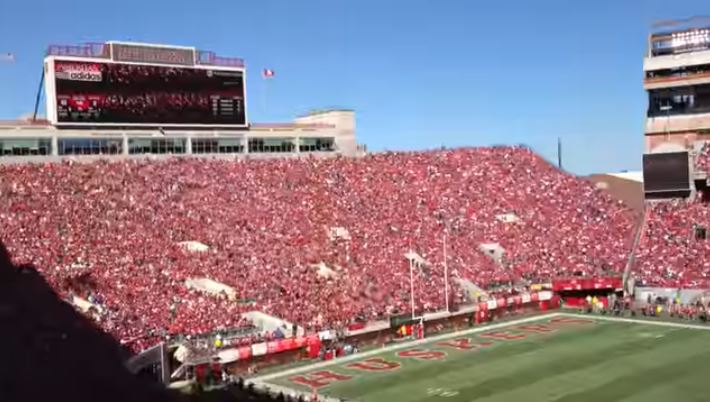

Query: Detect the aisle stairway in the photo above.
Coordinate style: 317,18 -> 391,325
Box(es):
622,206 -> 651,295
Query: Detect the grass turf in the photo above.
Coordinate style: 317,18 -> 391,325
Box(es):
263,316 -> 710,402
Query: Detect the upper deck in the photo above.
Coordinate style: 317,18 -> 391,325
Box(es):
644,19 -> 710,90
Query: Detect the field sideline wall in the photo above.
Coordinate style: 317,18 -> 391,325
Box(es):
635,287 -> 710,304
227,302 -> 552,375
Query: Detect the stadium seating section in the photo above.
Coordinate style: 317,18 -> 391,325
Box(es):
631,142 -> 710,288
634,197 -> 710,288
696,142 -> 710,176
0,147 -> 636,351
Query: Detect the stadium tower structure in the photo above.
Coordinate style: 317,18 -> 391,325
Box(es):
644,18 -> 710,151
0,41 -> 361,162
642,18 -> 710,198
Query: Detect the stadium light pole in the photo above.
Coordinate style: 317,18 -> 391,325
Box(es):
443,231 -> 450,313
409,251 -> 415,320
33,68 -> 45,122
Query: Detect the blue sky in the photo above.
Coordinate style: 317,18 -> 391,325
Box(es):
0,0 -> 707,174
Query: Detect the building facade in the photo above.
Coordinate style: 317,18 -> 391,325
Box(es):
0,42 -> 361,163
644,21 -> 710,152
0,109 -> 360,163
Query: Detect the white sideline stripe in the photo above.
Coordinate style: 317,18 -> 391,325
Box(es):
558,312 -> 710,331
250,312 -> 560,383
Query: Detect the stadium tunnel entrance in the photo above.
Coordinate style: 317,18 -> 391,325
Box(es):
552,277 -> 624,310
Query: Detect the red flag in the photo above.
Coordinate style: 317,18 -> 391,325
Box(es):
262,68 -> 275,79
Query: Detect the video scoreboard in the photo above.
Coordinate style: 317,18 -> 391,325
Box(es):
642,152 -> 690,194
45,42 -> 248,128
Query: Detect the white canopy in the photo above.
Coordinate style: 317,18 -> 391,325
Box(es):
185,278 -> 236,300
495,213 -> 521,223
178,241 -> 210,252
404,251 -> 428,266
312,262 -> 337,278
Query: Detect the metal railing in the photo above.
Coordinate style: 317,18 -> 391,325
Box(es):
46,43 -> 245,68
46,43 -> 109,58
622,208 -> 650,294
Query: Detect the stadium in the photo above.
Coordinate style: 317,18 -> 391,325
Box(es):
1,17 -> 710,402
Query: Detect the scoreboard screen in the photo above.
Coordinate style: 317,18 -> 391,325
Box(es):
52,60 -> 246,126
642,152 -> 690,193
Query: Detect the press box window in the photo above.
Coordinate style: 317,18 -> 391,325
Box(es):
0,138 -> 52,156
192,138 -> 244,154
58,138 -> 123,155
248,138 -> 295,153
299,137 -> 335,152
129,138 -> 186,154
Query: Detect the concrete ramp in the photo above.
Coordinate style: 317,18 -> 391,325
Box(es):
178,241 -> 210,252
312,262 -> 338,279
242,311 -> 304,337
185,278 -> 237,301
479,242 -> 505,264
454,278 -> 488,302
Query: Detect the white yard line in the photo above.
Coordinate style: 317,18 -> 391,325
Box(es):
251,312 -> 560,383
557,312 -> 710,331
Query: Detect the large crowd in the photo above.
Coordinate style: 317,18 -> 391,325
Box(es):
633,142 -> 710,288
0,147 -> 636,351
634,195 -> 710,288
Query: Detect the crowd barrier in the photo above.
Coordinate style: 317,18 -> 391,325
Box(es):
218,334 -> 324,363
217,291 -> 556,373
552,277 -> 622,292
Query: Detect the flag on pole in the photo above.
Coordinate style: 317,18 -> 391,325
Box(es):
262,68 -> 275,79
0,53 -> 15,63
261,68 -> 275,112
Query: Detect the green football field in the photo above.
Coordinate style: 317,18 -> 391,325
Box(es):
256,314 -> 710,402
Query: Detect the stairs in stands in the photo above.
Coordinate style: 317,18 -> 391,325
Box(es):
622,206 -> 651,295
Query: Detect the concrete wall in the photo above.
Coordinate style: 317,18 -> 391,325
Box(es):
646,113 -> 710,135
634,287 -> 710,305
0,110 -> 363,163
587,174 -> 645,213
645,130 -> 710,153
0,151 -> 355,166
294,110 -> 359,156
644,50 -> 710,72
644,72 -> 710,90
